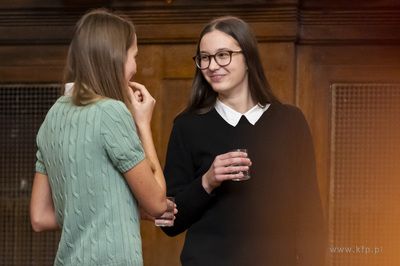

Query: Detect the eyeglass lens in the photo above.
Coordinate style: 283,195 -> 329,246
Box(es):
196,51 -> 232,69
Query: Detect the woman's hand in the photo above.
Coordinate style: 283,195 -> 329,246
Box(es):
127,81 -> 156,128
140,198 -> 178,222
139,207 -> 155,222
202,151 -> 251,194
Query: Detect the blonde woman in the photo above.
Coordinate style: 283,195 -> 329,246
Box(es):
30,9 -> 173,265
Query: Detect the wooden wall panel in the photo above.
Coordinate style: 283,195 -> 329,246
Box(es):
258,42 -> 295,104
296,45 -> 400,265
162,44 -> 197,79
296,45 -> 400,213
0,46 -> 68,83
134,45 -> 164,156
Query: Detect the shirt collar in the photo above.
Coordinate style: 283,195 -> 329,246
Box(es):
64,82 -> 74,96
214,99 -> 270,127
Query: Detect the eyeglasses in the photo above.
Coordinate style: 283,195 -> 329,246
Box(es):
193,50 -> 242,70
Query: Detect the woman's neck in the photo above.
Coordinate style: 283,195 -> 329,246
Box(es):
217,92 -> 256,114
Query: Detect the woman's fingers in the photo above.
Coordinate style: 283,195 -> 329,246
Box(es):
214,166 -> 249,181
127,81 -> 156,127
129,81 -> 154,103
211,152 -> 251,181
215,152 -> 250,168
128,81 -> 146,90
203,152 -> 252,193
134,90 -> 142,102
218,151 -> 247,158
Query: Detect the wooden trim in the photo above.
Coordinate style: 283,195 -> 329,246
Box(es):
0,6 -> 298,45
0,2 -> 399,45
299,10 -> 400,44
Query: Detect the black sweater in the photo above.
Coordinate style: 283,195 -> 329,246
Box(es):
162,103 -> 327,266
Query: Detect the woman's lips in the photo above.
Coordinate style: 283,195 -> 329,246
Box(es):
210,74 -> 225,82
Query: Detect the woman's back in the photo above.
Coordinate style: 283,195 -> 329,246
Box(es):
36,96 -> 145,265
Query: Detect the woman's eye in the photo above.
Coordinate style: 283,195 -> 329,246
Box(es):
200,55 -> 209,61
217,52 -> 229,58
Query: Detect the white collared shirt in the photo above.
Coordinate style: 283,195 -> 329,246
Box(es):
64,82 -> 74,96
214,99 -> 270,127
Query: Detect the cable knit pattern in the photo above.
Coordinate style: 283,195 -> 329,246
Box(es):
36,96 -> 145,266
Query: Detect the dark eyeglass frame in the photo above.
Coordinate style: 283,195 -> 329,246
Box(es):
192,50 -> 242,70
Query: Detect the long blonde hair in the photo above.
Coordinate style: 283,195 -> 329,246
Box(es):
62,9 -> 135,114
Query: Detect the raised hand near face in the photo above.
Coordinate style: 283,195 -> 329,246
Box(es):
127,81 -> 156,128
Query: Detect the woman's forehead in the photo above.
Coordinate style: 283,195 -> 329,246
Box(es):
199,30 -> 240,53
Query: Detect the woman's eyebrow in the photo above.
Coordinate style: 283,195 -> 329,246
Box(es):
199,48 -> 231,54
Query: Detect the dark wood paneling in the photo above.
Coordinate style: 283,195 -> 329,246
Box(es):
300,0 -> 400,9
0,4 -> 299,45
3,0 -> 400,45
296,44 -> 400,214
258,42 -> 295,104
297,45 -> 400,266
299,10 -> 400,44
0,46 -> 68,83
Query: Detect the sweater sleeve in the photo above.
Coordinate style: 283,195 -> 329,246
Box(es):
35,117 -> 48,175
35,146 -> 47,175
100,101 -> 146,173
162,117 -> 214,237
292,107 -> 327,266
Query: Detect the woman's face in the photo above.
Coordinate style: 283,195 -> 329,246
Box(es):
125,36 -> 138,82
199,30 -> 248,97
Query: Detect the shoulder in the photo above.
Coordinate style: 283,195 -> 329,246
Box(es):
269,103 -> 306,120
173,109 -> 216,127
46,96 -> 69,112
50,97 -> 129,116
97,99 -> 129,112
40,96 -> 70,126
263,103 -> 310,132
173,111 -> 197,124
270,102 -> 301,113
96,99 -> 132,120
170,110 -> 221,140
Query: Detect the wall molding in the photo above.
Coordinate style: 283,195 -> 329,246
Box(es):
0,2 -> 399,45
299,9 -> 400,44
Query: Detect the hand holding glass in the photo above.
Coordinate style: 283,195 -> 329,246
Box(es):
155,197 -> 175,227
230,149 -> 251,181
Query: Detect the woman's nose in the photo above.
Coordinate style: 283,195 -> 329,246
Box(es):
208,56 -> 220,70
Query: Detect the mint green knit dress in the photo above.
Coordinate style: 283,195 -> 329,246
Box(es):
36,96 -> 146,265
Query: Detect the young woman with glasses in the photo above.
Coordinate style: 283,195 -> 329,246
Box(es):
162,16 -> 327,265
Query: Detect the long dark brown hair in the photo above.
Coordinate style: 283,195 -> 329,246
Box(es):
184,16 -> 280,114
62,8 -> 136,114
